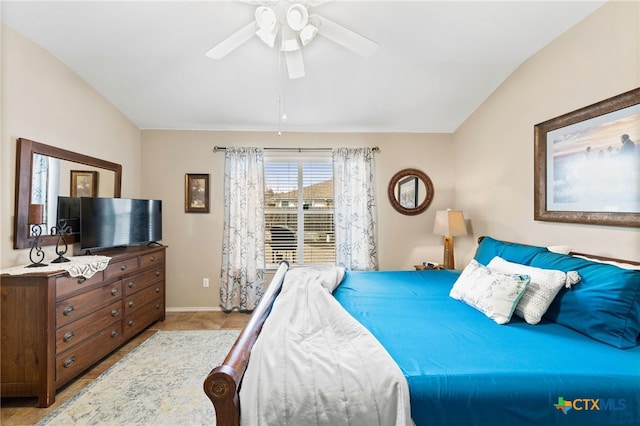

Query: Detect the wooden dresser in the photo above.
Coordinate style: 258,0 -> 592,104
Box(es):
1,245 -> 167,407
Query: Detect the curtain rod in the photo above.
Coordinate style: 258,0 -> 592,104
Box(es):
212,146 -> 380,153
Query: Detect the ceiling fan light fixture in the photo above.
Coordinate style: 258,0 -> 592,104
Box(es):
256,23 -> 278,47
299,23 -> 318,46
286,4 -> 309,31
280,27 -> 300,52
255,6 -> 277,31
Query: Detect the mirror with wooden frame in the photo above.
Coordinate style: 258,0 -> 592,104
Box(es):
387,168 -> 434,215
14,138 -> 122,249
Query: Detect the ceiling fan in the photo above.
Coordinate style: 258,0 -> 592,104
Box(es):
205,0 -> 379,79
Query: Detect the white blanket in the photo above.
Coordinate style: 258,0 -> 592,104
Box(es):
239,266 -> 413,426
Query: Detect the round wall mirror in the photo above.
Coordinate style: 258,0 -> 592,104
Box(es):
387,168 -> 434,215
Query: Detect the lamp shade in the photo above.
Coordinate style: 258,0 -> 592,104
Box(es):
433,210 -> 467,236
28,204 -> 45,225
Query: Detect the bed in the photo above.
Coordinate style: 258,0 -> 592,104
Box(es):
204,236 -> 640,426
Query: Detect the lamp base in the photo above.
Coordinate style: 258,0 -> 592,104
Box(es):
442,236 -> 455,269
26,262 -> 47,268
51,256 -> 71,263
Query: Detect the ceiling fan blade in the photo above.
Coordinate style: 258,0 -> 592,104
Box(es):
285,50 -> 306,79
310,14 -> 379,58
205,21 -> 257,59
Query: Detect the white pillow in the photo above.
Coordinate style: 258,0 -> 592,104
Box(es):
450,260 -> 530,325
487,256 -> 573,324
547,245 -> 572,255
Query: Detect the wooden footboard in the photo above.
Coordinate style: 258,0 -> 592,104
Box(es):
203,261 -> 289,426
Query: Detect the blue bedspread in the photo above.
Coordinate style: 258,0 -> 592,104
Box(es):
333,270 -> 640,426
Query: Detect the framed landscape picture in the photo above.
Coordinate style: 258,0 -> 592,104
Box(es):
534,88 -> 640,227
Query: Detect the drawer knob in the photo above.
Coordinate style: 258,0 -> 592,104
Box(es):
155,287 -> 160,293
63,305 -> 75,316
129,300 -> 135,308
77,277 -> 87,285
155,303 -> 161,309
111,287 -> 119,296
155,271 -> 160,277
150,256 -> 156,262
128,281 -> 135,289
63,357 -> 76,368
111,329 -> 119,338
120,265 -> 128,271
63,331 -> 75,342
128,319 -> 135,327
111,309 -> 120,317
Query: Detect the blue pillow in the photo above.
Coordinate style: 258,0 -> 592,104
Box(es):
474,236 -> 548,266
529,251 -> 640,349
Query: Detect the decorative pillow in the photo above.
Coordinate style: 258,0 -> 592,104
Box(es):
487,256 -> 578,325
474,236 -> 548,266
450,260 -> 530,324
529,251 -> 640,349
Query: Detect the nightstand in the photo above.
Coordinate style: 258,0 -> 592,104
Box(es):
414,262 -> 443,270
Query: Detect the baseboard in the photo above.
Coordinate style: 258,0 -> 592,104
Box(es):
165,306 -> 222,312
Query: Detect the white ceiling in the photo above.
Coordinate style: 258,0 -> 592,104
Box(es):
1,0 -> 605,133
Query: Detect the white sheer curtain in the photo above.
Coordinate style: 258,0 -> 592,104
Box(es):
332,147 -> 378,270
220,147 -> 266,311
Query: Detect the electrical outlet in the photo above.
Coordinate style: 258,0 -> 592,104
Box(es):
202,278 -> 209,288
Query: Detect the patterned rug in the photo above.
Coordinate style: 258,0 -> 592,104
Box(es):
37,330 -> 240,426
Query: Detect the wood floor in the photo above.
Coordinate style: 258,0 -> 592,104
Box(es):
0,311 -> 251,426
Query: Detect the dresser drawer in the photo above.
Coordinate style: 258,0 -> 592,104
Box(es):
56,272 -> 105,300
140,250 -> 164,269
55,300 -> 122,353
55,323 -> 124,384
124,266 -> 164,296
125,284 -> 163,314
104,257 -> 139,281
125,300 -> 164,337
56,281 -> 123,328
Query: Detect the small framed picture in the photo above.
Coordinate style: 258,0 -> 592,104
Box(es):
70,170 -> 98,197
185,173 -> 210,213
398,176 -> 418,208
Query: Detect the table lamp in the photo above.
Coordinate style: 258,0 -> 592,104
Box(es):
27,204 -> 47,268
433,209 -> 467,269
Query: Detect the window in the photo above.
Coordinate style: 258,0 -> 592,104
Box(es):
264,156 -> 334,266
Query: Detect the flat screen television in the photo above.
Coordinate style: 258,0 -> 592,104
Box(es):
80,197 -> 162,253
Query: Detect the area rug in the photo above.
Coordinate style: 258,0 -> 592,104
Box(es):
37,330 -> 240,426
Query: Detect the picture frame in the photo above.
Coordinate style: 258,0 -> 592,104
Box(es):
70,170 -> 98,197
534,88 -> 640,227
185,173 -> 210,213
398,176 -> 418,209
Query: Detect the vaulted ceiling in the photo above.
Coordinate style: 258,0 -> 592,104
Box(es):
1,1 -> 605,132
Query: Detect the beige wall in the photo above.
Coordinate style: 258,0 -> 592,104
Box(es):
0,25 -> 141,268
453,0 -> 640,263
3,1 -> 638,310
141,131 -> 455,309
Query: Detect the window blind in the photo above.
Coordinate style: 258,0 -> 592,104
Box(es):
264,158 -> 334,265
